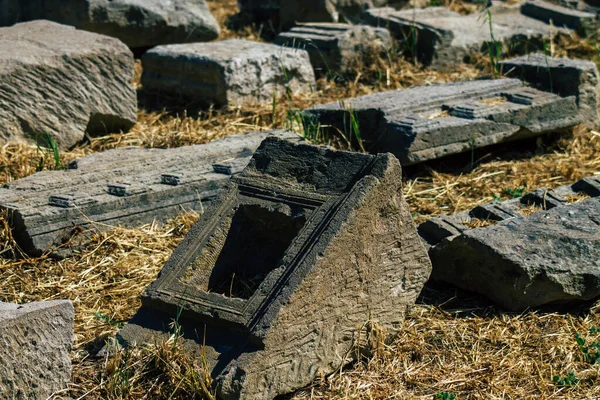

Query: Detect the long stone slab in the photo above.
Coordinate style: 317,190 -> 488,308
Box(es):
0,131 -> 299,257
499,53 -> 600,126
363,1 -> 597,67
0,20 -> 136,148
0,300 -> 74,399
419,176 -> 600,310
274,23 -> 392,75
303,79 -> 581,165
0,0 -> 220,49
142,39 -> 316,108
118,137 -> 431,399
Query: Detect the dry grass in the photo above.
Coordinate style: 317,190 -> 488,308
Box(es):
1,0 -> 600,398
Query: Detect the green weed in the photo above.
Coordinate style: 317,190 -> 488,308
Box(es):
434,392 -> 457,400
553,371 -> 579,387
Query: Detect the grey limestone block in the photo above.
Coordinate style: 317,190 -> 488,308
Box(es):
303,79 -> 581,165
0,300 -> 74,400
118,137 -> 431,399
499,53 -> 600,126
0,0 -> 220,49
0,130 -> 299,258
521,0 -> 599,35
0,20 -> 137,148
141,39 -> 316,108
275,22 -> 392,75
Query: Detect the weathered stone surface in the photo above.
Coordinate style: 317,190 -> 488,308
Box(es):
303,79 -> 581,165
363,2 -> 584,67
0,20 -> 136,148
142,39 -> 316,107
0,0 -> 220,49
0,131 -> 298,257
521,0 -> 599,34
275,23 -> 392,75
0,300 -> 74,399
280,0 -> 390,29
499,53 -> 600,126
118,137 -> 431,399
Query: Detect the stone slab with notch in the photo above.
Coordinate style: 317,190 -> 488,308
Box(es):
418,176 -> 600,310
0,131 -> 299,258
274,23 -> 392,75
363,1 -> 598,68
0,300 -> 74,399
117,137 -> 432,399
303,78 -> 581,165
0,20 -> 136,148
141,39 -> 316,108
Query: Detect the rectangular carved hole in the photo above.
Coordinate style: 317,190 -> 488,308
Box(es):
207,203 -> 307,299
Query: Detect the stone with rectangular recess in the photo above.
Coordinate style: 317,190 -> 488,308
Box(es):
118,137 -> 432,399
303,79 -> 581,165
0,131 -> 298,258
141,39 -> 316,107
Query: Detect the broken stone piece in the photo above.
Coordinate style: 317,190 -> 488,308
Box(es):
521,0 -> 599,34
0,131 -> 299,257
499,53 -> 600,126
303,79 -> 581,165
0,20 -> 136,148
0,300 -> 74,399
141,39 -> 316,107
0,0 -> 220,48
275,23 -> 392,75
118,137 -> 431,399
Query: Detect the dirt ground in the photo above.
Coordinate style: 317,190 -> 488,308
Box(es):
1,0 -> 600,398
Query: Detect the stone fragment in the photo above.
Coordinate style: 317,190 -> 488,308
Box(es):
521,0 -> 599,34
0,0 -> 220,49
0,300 -> 74,399
142,39 -> 316,107
0,131 -> 299,257
118,137 -> 431,399
280,0 -> 390,29
0,21 -> 136,148
363,2 -> 587,67
499,53 -> 600,126
303,79 -> 581,165
275,23 -> 392,75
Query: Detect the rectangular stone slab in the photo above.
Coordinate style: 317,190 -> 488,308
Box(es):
118,137 -> 431,399
303,79 -> 581,165
0,131 -> 298,257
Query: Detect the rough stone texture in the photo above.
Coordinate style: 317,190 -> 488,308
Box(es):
280,0 -> 390,29
0,20 -> 136,148
303,79 -> 581,165
499,53 -> 600,126
118,137 -> 431,399
0,0 -> 220,49
142,39 -> 316,107
363,1 -> 588,67
0,131 -> 298,257
275,23 -> 392,75
521,0 -> 599,35
0,300 -> 74,399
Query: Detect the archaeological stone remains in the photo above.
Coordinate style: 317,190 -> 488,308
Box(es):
363,1 -> 598,67
275,23 -> 392,75
142,39 -> 316,107
0,0 -> 220,48
0,20 -> 137,148
303,79 -> 581,165
118,137 -> 432,399
420,176 -> 600,310
499,53 -> 600,126
0,300 -> 74,399
280,0 -> 390,29
0,131 -> 298,257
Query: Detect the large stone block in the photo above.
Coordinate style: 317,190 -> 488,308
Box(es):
0,300 -> 74,400
363,1 -> 596,67
0,20 -> 136,148
499,53 -> 600,126
521,0 -> 599,35
141,39 -> 316,107
118,137 -> 431,399
0,0 -> 220,49
420,176 -> 600,310
303,79 -> 581,165
275,23 -> 392,75
0,131 -> 298,257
